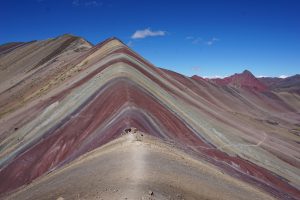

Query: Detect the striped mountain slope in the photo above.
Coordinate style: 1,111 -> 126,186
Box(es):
0,36 -> 299,199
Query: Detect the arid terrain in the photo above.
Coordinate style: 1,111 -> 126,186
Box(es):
0,34 -> 299,199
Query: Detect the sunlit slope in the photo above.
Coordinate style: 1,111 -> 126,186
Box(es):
0,36 -> 299,199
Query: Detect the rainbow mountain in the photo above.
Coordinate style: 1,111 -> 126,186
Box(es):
0,34 -> 299,200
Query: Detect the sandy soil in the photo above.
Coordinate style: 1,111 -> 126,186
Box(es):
5,131 -> 274,200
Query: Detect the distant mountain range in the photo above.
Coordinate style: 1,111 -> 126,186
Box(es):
206,70 -> 300,93
259,75 -> 300,93
0,34 -> 299,200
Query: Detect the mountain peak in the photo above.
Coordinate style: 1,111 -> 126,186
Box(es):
210,70 -> 267,92
242,69 -> 253,75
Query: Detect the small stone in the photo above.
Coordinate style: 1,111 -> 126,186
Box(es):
149,190 -> 154,195
124,128 -> 131,133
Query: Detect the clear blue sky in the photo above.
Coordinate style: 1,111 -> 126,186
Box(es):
1,0 -> 299,77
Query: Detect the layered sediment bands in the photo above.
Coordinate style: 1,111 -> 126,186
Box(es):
0,42 -> 28,56
0,36 -> 300,199
0,34 -> 92,118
